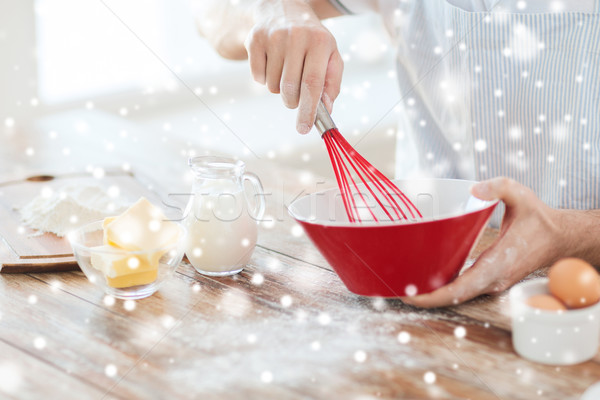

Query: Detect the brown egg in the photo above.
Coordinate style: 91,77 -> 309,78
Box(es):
526,294 -> 567,311
548,258 -> 600,309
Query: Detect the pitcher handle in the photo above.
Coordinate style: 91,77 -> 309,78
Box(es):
243,172 -> 265,222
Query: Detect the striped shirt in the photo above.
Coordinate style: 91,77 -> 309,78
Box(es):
330,0 -> 600,214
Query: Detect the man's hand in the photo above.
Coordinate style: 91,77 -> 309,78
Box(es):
245,0 -> 343,134
401,177 -> 568,308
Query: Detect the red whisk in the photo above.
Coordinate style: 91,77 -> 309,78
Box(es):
315,101 -> 422,223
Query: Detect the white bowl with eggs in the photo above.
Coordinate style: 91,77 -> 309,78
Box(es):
510,277 -> 600,365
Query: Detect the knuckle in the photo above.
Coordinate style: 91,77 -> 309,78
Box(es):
281,82 -> 300,108
302,73 -> 324,91
448,289 -> 467,305
287,25 -> 332,47
267,27 -> 287,43
498,176 -> 536,202
521,188 -> 538,204
281,81 -> 299,96
244,37 -> 256,53
451,296 -> 464,306
490,280 -> 509,294
288,25 -> 305,40
328,84 -> 341,98
497,177 -> 513,190
246,27 -> 263,48
267,81 -> 280,94
310,27 -> 332,46
337,52 -> 345,67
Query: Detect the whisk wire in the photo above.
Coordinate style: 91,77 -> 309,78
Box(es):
326,135 -> 359,221
340,133 -> 422,220
331,129 -> 421,220
327,129 -> 395,221
315,100 -> 422,223
323,133 -> 360,222
332,129 -> 406,220
325,131 -> 380,222
323,135 -> 361,222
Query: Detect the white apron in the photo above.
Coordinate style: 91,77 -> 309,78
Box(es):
386,0 -> 600,217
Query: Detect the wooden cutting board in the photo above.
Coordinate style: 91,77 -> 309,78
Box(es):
0,170 -> 167,273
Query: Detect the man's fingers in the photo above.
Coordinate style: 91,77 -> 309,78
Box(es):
401,275 -> 481,308
400,276 -> 472,308
401,252 -> 501,308
280,49 -> 306,109
245,20 -> 340,135
245,32 -> 266,85
283,48 -> 342,115
265,51 -> 285,94
296,48 -> 329,134
322,50 -> 343,113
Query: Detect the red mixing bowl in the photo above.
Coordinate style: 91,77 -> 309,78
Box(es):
288,179 -> 498,297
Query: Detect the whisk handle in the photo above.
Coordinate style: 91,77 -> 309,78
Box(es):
314,100 -> 337,136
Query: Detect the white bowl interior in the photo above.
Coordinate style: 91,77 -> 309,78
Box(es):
289,179 -> 497,225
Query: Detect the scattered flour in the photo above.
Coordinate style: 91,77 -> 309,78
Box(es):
154,300 -> 466,397
17,185 -> 127,237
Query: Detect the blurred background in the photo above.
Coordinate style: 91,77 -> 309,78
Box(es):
0,0 -> 400,188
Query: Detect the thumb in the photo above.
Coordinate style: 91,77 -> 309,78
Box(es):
470,177 -> 527,207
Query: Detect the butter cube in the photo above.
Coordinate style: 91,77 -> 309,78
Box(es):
92,197 -> 180,289
104,197 -> 179,251
102,216 -> 116,245
90,245 -> 160,288
106,270 -> 158,289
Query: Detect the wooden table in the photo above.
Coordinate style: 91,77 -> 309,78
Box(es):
0,124 -> 598,400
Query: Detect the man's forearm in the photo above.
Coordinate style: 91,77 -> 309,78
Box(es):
559,209 -> 600,266
193,0 -> 342,60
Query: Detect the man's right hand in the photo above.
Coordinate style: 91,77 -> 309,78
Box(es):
245,0 -> 344,134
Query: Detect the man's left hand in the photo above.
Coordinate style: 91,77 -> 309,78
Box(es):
401,177 -> 565,308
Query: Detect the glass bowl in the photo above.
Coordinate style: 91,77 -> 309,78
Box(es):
69,220 -> 187,300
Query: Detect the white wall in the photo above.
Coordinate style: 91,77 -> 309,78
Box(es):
1,0 -> 400,178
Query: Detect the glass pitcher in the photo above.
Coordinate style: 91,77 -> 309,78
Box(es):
184,156 -> 265,276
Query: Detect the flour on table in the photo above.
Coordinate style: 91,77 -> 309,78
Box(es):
17,185 -> 128,237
